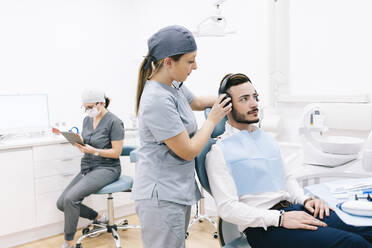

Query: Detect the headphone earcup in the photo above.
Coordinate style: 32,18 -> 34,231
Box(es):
222,93 -> 232,107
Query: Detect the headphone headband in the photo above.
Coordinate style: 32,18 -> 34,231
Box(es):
218,73 -> 250,95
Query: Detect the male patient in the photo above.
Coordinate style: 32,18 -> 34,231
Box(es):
205,73 -> 372,248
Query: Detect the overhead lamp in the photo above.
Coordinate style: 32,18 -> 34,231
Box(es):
193,0 -> 237,37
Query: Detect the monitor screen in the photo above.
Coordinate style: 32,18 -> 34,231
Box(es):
0,94 -> 50,134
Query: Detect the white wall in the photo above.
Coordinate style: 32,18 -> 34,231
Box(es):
288,0 -> 372,96
0,0 -> 272,130
271,0 -> 372,143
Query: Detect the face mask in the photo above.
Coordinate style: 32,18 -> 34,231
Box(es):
85,107 -> 100,118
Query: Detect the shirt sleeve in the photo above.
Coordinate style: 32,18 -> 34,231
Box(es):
206,144 -> 280,230
142,95 -> 185,142
180,85 -> 195,104
283,159 -> 310,205
110,118 -> 125,141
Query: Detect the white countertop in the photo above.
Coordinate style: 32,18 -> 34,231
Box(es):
0,129 -> 139,150
0,135 -> 68,150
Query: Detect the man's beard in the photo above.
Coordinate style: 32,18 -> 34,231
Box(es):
231,107 -> 260,124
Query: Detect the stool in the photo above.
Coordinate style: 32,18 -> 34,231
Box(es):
76,146 -> 140,248
75,175 -> 140,248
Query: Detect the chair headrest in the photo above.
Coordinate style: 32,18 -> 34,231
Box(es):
204,108 -> 228,138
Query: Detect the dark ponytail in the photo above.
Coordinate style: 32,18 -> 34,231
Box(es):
104,96 -> 110,108
135,53 -> 184,115
136,54 -> 164,115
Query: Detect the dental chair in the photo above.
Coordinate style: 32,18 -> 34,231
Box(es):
75,146 -> 140,248
194,108 -> 251,247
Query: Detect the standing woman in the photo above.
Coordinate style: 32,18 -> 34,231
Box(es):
57,90 -> 124,248
132,25 -> 231,248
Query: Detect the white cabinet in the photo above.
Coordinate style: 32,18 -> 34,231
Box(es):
0,148 -> 36,235
0,131 -> 139,246
33,143 -> 81,226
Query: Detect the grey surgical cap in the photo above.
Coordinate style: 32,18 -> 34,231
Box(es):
81,89 -> 105,104
144,25 -> 197,70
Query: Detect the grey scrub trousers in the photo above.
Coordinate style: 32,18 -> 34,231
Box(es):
56,112 -> 124,241
132,81 -> 202,248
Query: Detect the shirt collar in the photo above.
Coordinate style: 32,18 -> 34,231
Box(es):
221,122 -> 258,139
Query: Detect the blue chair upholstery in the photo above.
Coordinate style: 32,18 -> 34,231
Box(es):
204,108 -> 227,138
122,145 -> 138,163
194,109 -> 250,248
95,175 -> 133,195
195,138 -> 217,195
121,145 -> 137,156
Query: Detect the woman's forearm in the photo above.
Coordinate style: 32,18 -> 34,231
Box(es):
165,119 -> 215,161
95,148 -> 122,159
191,95 -> 217,111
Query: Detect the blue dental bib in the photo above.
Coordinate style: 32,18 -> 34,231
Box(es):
218,129 -> 286,196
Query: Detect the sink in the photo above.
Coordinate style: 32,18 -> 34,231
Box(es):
316,135 -> 364,155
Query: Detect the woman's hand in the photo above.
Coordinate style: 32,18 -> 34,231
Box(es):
75,143 -> 96,154
207,94 -> 232,125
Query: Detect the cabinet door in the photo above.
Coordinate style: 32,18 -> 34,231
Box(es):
0,148 -> 36,235
36,190 -> 64,226
34,170 -> 78,226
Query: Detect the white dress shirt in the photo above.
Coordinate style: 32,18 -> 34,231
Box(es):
205,122 -> 309,232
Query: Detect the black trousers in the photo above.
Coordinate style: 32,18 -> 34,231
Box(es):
244,204 -> 372,248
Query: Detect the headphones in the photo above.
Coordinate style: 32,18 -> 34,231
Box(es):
218,73 -> 251,107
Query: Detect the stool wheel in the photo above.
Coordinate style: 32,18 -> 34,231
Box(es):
88,225 -> 102,238
81,224 -> 102,238
213,231 -> 218,239
120,219 -> 128,226
76,244 -> 82,248
82,227 -> 90,235
199,219 -> 203,223
185,231 -> 189,239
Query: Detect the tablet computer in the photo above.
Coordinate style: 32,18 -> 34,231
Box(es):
60,131 -> 85,146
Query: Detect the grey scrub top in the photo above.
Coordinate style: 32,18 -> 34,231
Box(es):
81,111 -> 124,173
132,80 -> 202,205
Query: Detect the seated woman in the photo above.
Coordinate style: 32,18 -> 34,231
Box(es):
56,89 -> 124,248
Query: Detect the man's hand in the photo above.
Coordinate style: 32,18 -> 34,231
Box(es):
75,143 -> 96,154
281,211 -> 327,230
304,198 -> 331,219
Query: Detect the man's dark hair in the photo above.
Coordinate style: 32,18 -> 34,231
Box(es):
218,73 -> 252,95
